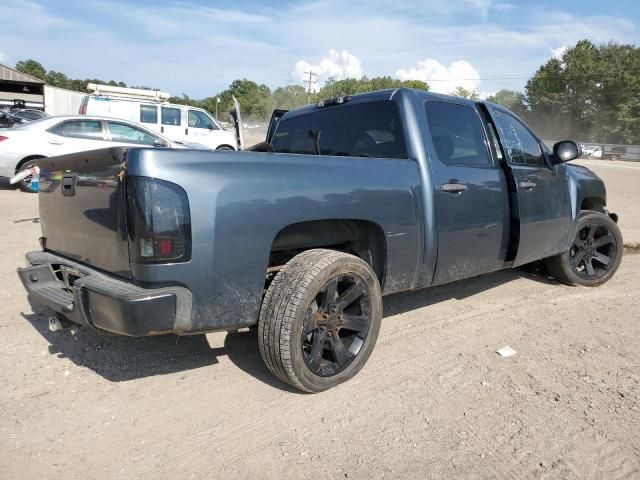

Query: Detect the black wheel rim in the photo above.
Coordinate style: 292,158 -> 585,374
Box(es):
570,221 -> 618,280
301,273 -> 371,377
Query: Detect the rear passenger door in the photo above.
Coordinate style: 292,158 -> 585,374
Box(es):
46,119 -> 110,155
160,106 -> 184,142
488,109 -> 572,266
139,104 -> 160,135
424,100 -> 511,285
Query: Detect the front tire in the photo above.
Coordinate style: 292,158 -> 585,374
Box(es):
545,211 -> 623,286
258,249 -> 382,393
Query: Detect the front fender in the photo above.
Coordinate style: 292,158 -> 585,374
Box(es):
566,163 -> 608,235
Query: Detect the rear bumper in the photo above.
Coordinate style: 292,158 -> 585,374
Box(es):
18,251 -> 193,336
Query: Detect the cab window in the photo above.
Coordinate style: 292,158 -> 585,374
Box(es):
107,121 -> 161,146
140,105 -> 158,124
49,120 -> 103,140
492,110 -> 545,166
161,107 -> 181,126
424,101 -> 490,167
188,110 -> 218,130
271,101 -> 407,159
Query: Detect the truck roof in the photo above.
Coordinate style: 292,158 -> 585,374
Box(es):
282,87 -> 484,121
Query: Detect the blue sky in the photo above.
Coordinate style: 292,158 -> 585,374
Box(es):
1,0 -> 638,98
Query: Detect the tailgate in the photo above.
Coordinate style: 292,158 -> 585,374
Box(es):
37,148 -> 131,278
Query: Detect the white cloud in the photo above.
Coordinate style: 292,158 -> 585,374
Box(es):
551,45 -> 568,60
0,51 -> 8,63
292,49 -> 363,92
395,59 -> 481,94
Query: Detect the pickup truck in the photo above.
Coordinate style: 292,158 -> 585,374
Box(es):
18,88 -> 623,392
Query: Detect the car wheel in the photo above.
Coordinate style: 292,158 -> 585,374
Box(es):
545,211 -> 623,287
216,145 -> 234,151
17,158 -> 41,192
258,249 -> 382,393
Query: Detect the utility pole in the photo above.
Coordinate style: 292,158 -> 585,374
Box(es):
304,70 -> 317,105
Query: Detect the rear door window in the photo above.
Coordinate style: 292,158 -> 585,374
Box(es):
188,109 -> 218,130
424,101 -> 490,167
140,105 -> 158,124
271,101 -> 407,159
49,120 -> 104,140
161,107 -> 181,126
107,121 -> 160,145
492,110 -> 545,166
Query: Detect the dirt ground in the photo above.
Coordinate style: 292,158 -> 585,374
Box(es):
1,159 -> 639,480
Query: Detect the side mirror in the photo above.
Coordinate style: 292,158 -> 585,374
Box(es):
153,139 -> 169,148
552,140 -> 581,164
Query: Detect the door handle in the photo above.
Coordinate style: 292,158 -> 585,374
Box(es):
161,126 -> 164,134
441,183 -> 467,193
48,140 -> 63,145
519,181 -> 537,189
185,128 -> 188,135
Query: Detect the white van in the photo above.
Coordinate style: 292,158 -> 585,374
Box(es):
79,84 -> 237,150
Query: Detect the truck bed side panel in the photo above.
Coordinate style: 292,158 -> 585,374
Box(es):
126,149 -> 422,333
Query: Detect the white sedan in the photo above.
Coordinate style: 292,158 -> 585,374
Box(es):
0,115 -> 207,192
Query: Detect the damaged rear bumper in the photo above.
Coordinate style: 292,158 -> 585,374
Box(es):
18,251 -> 192,336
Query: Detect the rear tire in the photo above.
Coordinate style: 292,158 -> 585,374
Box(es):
545,211 -> 623,286
258,249 -> 382,393
17,157 -> 42,192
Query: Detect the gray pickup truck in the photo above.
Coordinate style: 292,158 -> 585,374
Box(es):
18,88 -> 623,392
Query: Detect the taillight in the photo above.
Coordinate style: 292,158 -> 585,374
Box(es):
126,176 -> 191,264
0,136 -> 8,142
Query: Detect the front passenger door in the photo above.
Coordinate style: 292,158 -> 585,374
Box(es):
106,121 -> 165,147
425,100 -> 511,285
489,109 -> 572,266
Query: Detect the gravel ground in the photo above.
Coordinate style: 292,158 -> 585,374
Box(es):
0,159 -> 639,480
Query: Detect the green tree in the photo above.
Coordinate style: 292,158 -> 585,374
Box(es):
452,86 -> 480,100
15,59 -> 46,80
315,76 -> 429,101
401,79 -> 429,91
486,89 -> 526,115
216,79 -> 274,120
525,40 -> 640,143
45,70 -> 70,89
272,85 -> 307,110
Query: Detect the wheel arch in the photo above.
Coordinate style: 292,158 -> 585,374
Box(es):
215,144 -> 236,151
16,154 -> 47,173
268,219 -> 387,289
580,196 -> 606,214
